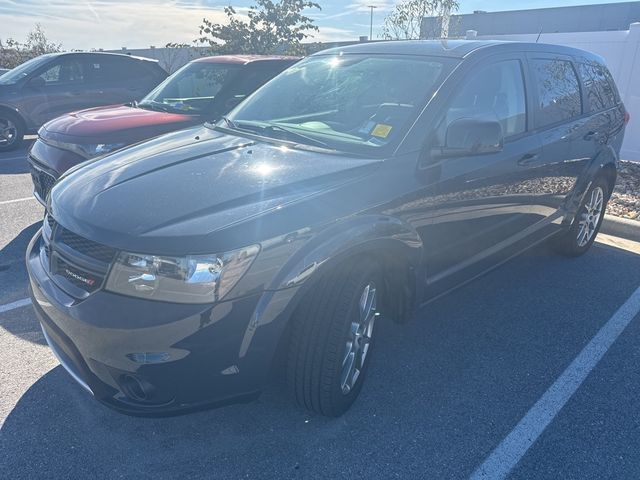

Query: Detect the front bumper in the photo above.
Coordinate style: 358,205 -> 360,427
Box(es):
27,230 -> 275,416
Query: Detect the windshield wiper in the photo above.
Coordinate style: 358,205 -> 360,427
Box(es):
223,121 -> 333,150
137,101 -> 174,113
263,124 -> 333,150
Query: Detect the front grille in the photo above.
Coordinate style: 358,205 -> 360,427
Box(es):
43,213 -> 118,297
30,163 -> 57,202
47,215 -> 117,264
58,228 -> 117,263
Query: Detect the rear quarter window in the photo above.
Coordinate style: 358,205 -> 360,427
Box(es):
531,58 -> 582,128
578,62 -> 618,112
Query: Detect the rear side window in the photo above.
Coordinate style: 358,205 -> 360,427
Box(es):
86,57 -> 153,83
531,59 -> 582,127
437,59 -> 527,142
578,62 -> 618,112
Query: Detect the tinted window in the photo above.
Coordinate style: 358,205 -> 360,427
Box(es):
532,59 -> 582,127
86,57 -> 126,83
438,59 -> 526,143
37,58 -> 84,85
578,62 -> 617,112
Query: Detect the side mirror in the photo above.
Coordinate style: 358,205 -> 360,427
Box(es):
27,76 -> 46,89
436,118 -> 504,158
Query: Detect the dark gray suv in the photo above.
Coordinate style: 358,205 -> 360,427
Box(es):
28,41 -> 627,417
0,52 -> 167,151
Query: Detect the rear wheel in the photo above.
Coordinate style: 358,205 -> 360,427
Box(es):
553,176 -> 609,256
0,110 -> 24,152
287,260 -> 381,416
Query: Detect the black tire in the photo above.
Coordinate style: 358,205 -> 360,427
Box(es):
287,259 -> 382,417
552,176 -> 610,257
0,110 -> 25,152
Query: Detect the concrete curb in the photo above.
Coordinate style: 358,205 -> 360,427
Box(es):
601,214 -> 640,242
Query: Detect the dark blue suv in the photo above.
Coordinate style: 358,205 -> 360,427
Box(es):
27,41 -> 627,416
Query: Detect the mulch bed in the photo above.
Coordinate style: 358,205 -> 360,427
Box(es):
607,160 -> 640,220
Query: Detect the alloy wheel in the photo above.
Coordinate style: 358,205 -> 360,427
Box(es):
0,118 -> 18,147
340,282 -> 377,395
577,186 -> 604,247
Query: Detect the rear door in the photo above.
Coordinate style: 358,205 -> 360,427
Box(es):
84,55 -> 153,106
524,54 -> 589,219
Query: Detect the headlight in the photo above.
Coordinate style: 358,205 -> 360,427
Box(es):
105,245 -> 260,303
78,143 -> 127,158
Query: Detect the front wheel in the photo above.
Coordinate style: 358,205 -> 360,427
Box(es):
287,260 -> 382,417
0,111 -> 24,152
553,176 -> 609,256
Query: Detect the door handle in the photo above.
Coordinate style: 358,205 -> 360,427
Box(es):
517,153 -> 539,166
583,131 -> 598,141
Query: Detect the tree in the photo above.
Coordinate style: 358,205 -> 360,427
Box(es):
382,0 -> 459,40
158,42 -> 193,74
197,0 -> 321,55
0,24 -> 61,69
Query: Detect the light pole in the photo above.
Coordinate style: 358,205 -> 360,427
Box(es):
368,5 -> 377,41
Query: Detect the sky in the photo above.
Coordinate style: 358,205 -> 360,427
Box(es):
0,0 -> 633,51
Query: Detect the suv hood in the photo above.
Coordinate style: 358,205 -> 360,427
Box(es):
51,125 -> 381,254
42,105 -> 198,144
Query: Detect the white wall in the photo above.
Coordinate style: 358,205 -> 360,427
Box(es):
474,22 -> 640,161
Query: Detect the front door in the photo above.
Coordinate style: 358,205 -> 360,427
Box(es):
400,55 -> 547,298
24,56 -> 88,126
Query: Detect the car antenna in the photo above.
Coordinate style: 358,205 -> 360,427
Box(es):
536,26 -> 543,43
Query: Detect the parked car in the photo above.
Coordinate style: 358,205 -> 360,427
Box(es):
27,41 -> 627,417
0,68 -> 9,76
28,55 -> 300,204
27,55 -> 299,204
0,52 -> 167,152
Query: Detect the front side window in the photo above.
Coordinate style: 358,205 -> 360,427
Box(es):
578,62 -> 617,112
37,58 -> 84,85
436,59 -> 526,146
532,59 -> 582,127
139,62 -> 240,113
223,54 -> 453,156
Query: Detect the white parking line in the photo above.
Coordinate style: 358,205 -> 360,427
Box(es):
470,285 -> 640,480
0,196 -> 36,206
0,298 -> 32,314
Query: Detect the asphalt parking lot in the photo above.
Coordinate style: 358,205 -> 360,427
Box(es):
1,142 -> 639,479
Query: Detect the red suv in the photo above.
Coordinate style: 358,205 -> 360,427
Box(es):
28,55 -> 299,204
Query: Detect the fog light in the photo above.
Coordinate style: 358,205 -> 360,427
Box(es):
119,374 -> 155,402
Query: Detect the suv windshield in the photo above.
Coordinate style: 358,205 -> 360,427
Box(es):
222,54 -> 453,155
139,61 -> 240,114
0,55 -> 53,85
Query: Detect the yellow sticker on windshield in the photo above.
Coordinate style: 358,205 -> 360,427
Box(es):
371,123 -> 392,138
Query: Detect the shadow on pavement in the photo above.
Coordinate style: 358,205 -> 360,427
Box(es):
2,245 -> 640,479
0,141 -> 34,175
